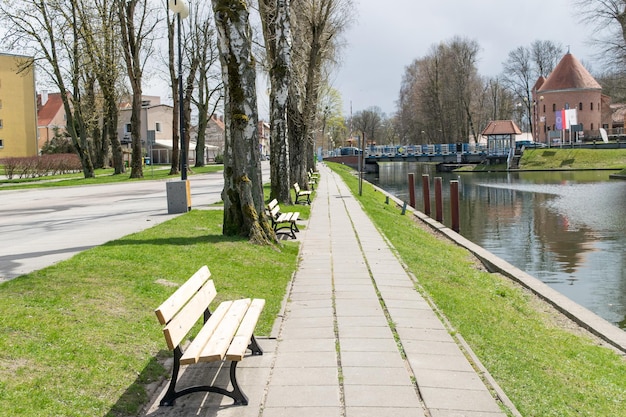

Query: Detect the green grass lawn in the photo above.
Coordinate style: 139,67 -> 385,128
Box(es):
521,148 -> 626,169
328,161 -> 626,417
0,209 -> 299,417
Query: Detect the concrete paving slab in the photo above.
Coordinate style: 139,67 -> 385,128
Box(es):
273,350 -> 338,368
264,385 -> 341,407
408,354 -> 478,373
270,367 -> 338,386
419,386 -> 504,414
342,366 -> 416,386
345,406 -> 427,417
340,351 -> 406,368
343,384 -> 423,408
262,407 -> 343,417
340,337 -> 399,352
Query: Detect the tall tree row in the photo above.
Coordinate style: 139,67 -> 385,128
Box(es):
397,37 -> 482,144
210,0 -> 274,243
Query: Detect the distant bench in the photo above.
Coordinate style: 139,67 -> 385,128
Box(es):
293,182 -> 312,205
154,266 -> 265,406
266,198 -> 299,239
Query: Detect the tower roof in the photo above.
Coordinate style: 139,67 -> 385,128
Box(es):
538,53 -> 601,92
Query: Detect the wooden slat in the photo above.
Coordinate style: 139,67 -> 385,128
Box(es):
226,298 -> 265,361
162,281 -> 217,350
198,299 -> 251,362
155,266 -> 212,325
180,301 -> 232,365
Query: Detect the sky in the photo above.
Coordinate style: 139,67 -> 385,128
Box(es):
332,0 -> 599,118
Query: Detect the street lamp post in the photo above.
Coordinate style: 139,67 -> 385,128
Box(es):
165,0 -> 191,214
168,0 -> 189,180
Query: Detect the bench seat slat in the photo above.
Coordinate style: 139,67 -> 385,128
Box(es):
226,298 -> 265,361
162,281 -> 217,350
198,299 -> 251,362
155,266 -> 212,325
179,301 -> 232,365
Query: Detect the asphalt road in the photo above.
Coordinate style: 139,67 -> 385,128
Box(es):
0,163 -> 269,283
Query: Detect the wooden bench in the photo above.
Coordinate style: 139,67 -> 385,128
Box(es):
266,198 -> 299,239
154,266 -> 265,406
307,172 -> 317,190
293,182 -> 312,205
309,168 -> 320,182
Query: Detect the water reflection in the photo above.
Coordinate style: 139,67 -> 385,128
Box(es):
366,163 -> 626,328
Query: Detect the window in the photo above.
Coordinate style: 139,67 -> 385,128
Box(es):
125,123 -> 131,133
0,139 -> 3,148
0,119 -> 3,128
591,123 -> 594,130
0,99 -> 2,109
543,104 -> 546,113
155,122 -> 162,132
579,102 -> 583,111
552,103 -> 556,111
590,102 -> 594,111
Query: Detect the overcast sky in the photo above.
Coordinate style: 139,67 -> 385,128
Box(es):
332,0 -> 599,118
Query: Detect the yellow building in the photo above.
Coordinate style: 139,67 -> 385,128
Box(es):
0,53 -> 38,158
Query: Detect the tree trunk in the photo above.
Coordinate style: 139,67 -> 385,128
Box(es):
259,0 -> 292,204
212,0 -> 276,244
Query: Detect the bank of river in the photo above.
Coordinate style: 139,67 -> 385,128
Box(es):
365,163 -> 626,328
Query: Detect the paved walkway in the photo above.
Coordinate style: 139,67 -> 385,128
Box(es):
142,165 -> 510,417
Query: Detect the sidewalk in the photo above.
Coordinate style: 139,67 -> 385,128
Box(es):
142,165 -> 510,417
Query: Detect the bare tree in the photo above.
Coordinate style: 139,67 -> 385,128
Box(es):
502,41 -> 563,134
190,2 -> 222,168
211,0 -> 275,243
575,0 -> 626,65
502,46 -> 534,132
352,107 -> 383,146
530,40 -> 563,77
116,0 -> 159,179
259,0 -> 293,204
77,0 -> 126,174
397,38 -> 482,144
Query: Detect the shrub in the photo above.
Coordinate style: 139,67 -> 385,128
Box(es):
0,154 -> 81,179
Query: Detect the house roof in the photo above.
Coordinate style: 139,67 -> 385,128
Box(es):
37,93 -> 65,126
533,76 -> 546,92
481,120 -> 522,136
538,53 -> 601,92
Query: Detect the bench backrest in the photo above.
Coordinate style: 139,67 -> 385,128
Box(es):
155,265 -> 218,350
293,183 -> 301,193
267,199 -> 280,219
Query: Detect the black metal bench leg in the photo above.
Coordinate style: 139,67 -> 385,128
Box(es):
160,347 -> 182,406
248,334 -> 263,355
229,361 -> 248,405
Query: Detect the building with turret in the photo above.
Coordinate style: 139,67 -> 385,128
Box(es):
533,53 -> 612,144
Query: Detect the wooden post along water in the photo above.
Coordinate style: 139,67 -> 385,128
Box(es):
434,177 -> 443,222
450,180 -> 460,232
408,173 -> 416,208
422,174 -> 431,216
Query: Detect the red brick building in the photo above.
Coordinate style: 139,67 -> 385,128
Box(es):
533,53 -> 612,144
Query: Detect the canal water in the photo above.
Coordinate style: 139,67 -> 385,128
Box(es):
366,163 -> 626,329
